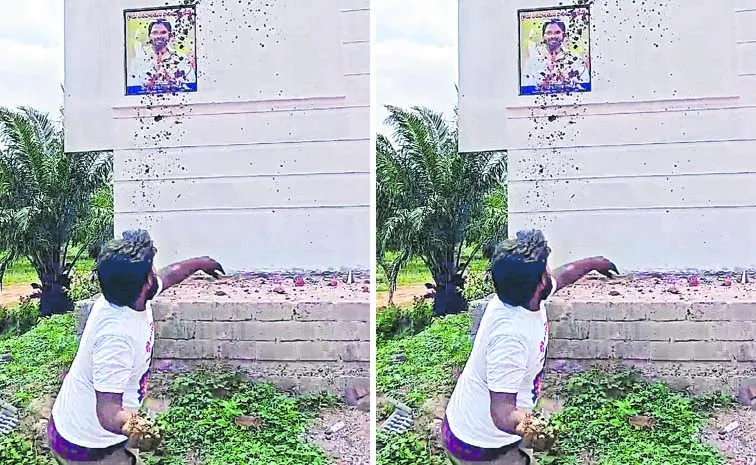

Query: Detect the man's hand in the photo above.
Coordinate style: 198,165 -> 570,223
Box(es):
122,413 -> 162,452
159,256 -> 225,291
516,414 -> 556,452
198,256 -> 225,279
591,256 -> 619,278
553,256 -> 620,291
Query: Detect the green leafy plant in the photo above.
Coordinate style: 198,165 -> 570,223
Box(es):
376,313 -> 471,409
142,367 -> 333,465
377,430 -> 450,465
377,105 -> 507,316
690,391 -> 738,414
377,298 -> 434,343
462,270 -> 495,302
0,106 -> 112,316
0,298 -> 40,338
0,313 -> 77,407
539,367 -> 726,465
0,433 -> 55,465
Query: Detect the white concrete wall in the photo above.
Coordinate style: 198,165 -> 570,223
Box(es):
458,0 -> 756,271
65,0 -> 369,271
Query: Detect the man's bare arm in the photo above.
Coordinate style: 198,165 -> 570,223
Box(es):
158,256 -> 224,291
489,392 -> 528,435
552,256 -> 618,292
95,391 -> 134,436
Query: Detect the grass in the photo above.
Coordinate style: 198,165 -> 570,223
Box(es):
376,312 -> 733,465
0,307 -> 339,465
0,313 -> 77,408
377,313 -> 472,409
540,368 -> 732,465
143,367 -> 338,465
376,253 -> 489,292
3,256 -> 96,287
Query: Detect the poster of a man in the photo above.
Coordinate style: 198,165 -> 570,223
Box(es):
124,6 -> 198,96
519,6 -> 591,96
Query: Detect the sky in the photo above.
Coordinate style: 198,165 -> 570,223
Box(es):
0,0 -> 65,118
0,0 -> 457,129
374,0 -> 458,135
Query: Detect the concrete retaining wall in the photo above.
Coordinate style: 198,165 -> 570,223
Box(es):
76,297 -> 370,395
471,296 -> 756,394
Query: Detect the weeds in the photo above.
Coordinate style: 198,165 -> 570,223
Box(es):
142,367 -> 334,465
376,308 -> 732,465
0,433 -> 55,465
376,313 -> 471,409
377,298 -> 434,343
539,368 -> 727,465
0,313 -> 77,407
376,430 -> 449,465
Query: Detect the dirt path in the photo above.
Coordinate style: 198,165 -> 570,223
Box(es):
702,407 -> 756,465
308,406 -> 370,465
377,284 -> 430,308
0,283 -> 34,307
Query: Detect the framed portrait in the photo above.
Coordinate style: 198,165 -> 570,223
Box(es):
518,5 -> 592,96
124,5 -> 198,96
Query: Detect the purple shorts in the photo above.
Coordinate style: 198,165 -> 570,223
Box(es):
47,415 -> 128,462
441,416 -> 520,462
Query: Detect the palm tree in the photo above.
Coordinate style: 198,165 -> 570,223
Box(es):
377,105 -> 507,316
0,106 -> 113,315
376,133 -> 412,305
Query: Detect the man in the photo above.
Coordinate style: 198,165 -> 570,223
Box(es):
442,230 -> 618,464
522,18 -> 590,93
47,230 -> 224,464
127,18 -> 196,95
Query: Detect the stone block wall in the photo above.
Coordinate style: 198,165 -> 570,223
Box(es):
76,298 -> 370,395
471,297 -> 756,394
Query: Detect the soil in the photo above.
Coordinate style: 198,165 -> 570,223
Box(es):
158,270 -> 372,302
551,271 -> 756,303
0,283 -> 34,307
701,407 -> 756,465
377,284 -> 431,308
307,406 -> 370,465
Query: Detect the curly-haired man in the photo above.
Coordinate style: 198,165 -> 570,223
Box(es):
48,230 -> 224,464
442,230 -> 617,464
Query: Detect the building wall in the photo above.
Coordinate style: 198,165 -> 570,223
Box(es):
76,298 -> 371,394
64,0 -> 370,271
458,0 -> 756,271
471,297 -> 756,394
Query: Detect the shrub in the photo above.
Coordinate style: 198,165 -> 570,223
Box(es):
540,367 -> 727,465
0,298 -> 40,338
68,269 -> 101,302
463,270 -> 494,302
0,313 -> 78,407
377,298 -> 434,343
377,313 -> 472,408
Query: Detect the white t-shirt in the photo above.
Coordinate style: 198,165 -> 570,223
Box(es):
51,278 -> 162,449
445,277 -> 556,449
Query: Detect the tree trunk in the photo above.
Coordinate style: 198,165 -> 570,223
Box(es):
431,271 -> 467,316
387,278 -> 397,306
38,268 -> 73,316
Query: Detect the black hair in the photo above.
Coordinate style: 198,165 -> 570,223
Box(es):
97,229 -> 157,308
542,19 -> 566,35
491,229 -> 551,308
148,19 -> 172,35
